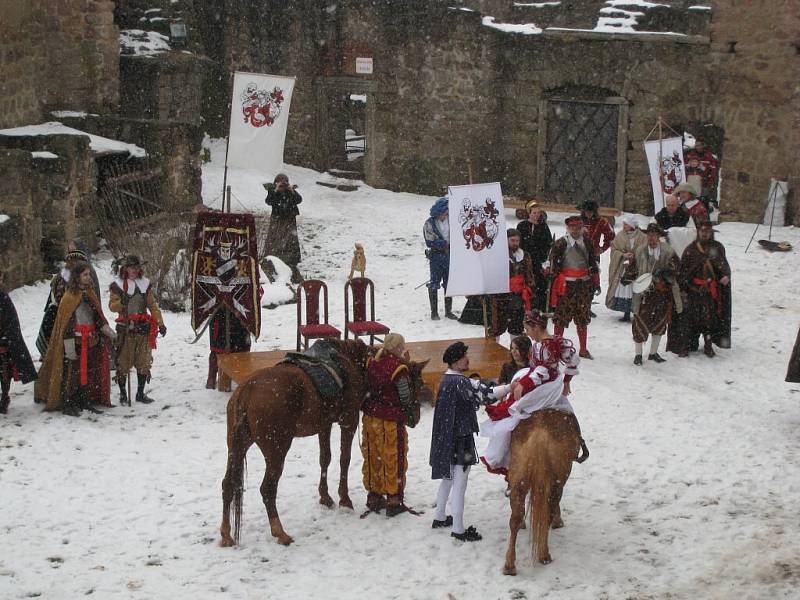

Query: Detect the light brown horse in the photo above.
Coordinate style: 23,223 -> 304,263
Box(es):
219,339 -> 428,546
502,409 -> 588,575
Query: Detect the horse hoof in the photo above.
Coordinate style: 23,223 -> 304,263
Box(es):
319,496 -> 335,509
219,536 -> 235,548
503,565 -> 517,576
276,534 -> 294,546
552,519 -> 564,529
339,498 -> 354,510
539,556 -> 552,565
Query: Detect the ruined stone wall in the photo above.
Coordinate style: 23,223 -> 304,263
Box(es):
708,0 -> 799,224
0,0 -> 119,129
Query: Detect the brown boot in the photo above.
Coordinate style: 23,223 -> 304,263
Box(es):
206,353 -> 218,390
366,492 -> 385,513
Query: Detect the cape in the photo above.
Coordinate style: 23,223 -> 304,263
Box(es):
0,291 -> 37,384
605,229 -> 647,309
34,288 -> 108,410
429,373 -> 478,480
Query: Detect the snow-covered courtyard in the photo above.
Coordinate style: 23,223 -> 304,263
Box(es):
2,140 -> 799,599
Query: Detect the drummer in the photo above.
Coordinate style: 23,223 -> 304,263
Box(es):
624,224 -> 683,365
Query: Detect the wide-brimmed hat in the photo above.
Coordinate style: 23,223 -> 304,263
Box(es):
380,333 -> 405,357
577,200 -> 599,212
674,182 -> 697,195
443,341 -> 468,365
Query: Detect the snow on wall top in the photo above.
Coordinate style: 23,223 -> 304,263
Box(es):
482,16 -> 543,35
120,29 -> 171,57
0,122 -> 147,157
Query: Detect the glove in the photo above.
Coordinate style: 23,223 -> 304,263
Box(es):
159,324 -> 167,337
64,338 -> 78,361
101,324 -> 116,340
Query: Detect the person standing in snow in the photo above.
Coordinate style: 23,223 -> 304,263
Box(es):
35,263 -> 116,416
548,216 -> 600,359
605,215 -> 647,322
654,194 -> 690,231
516,201 -> 552,310
430,341 -> 496,542
423,197 -> 456,320
675,182 -> 710,227
579,200 -> 615,256
360,333 -> 417,517
0,270 -> 37,414
488,229 -> 534,341
624,224 -> 682,365
264,173 -> 303,283
108,255 -> 166,405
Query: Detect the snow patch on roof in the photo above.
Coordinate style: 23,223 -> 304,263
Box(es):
688,5 -> 712,10
482,16 -> 543,35
514,1 -> 561,7
32,151 -> 59,159
605,0 -> 668,7
50,110 -> 99,119
547,26 -> 687,37
120,29 -> 171,57
0,122 -> 146,157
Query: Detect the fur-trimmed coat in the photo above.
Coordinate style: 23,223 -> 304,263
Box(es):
605,229 -> 647,310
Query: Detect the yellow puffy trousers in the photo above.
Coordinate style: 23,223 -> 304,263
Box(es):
360,414 -> 408,500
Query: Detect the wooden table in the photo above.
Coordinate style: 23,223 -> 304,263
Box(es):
216,337 -> 509,393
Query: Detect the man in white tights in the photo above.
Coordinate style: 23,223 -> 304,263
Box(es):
429,342 -> 496,542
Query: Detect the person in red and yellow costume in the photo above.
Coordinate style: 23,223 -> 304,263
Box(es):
109,255 -> 166,405
578,200 -> 615,256
548,216 -> 600,359
35,263 -> 115,416
360,333 -> 417,517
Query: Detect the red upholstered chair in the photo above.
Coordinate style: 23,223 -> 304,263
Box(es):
296,279 -> 341,351
344,277 -> 390,346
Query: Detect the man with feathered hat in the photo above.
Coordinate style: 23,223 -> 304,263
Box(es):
547,216 -> 600,359
108,255 -> 167,405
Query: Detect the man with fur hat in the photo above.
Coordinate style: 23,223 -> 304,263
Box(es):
606,215 -> 647,322
108,255 -> 167,405
548,216 -> 600,359
488,228 -> 535,340
430,342 -> 496,542
361,333 -> 422,517
516,200 -> 552,310
668,221 -> 731,358
0,269 -> 37,414
423,197 -> 456,320
35,263 -> 116,416
675,182 -> 709,227
624,224 -> 682,365
578,200 -> 615,256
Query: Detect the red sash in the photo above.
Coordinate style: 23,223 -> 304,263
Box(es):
509,274 -> 533,312
550,268 -> 589,307
692,277 -> 722,315
74,323 -> 96,385
116,313 -> 159,349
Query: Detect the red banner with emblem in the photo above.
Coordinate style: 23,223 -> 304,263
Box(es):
191,212 -> 260,339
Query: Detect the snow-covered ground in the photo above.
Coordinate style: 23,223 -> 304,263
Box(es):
2,140 -> 799,599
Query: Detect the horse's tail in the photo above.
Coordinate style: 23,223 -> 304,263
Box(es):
528,450 -> 552,563
227,385 -> 250,545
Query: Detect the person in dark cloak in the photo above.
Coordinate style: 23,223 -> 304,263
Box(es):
430,342 -> 496,542
264,173 -> 303,283
0,270 -> 38,414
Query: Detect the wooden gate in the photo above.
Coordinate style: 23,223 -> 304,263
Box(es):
538,98 -> 627,208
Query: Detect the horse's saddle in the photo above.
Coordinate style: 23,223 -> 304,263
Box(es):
281,340 -> 347,401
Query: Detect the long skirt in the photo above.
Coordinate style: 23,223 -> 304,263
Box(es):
264,215 -> 301,267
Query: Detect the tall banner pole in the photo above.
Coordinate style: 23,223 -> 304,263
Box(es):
657,116 -> 664,197
221,71 -> 234,209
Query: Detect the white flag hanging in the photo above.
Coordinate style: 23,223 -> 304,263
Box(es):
226,71 -> 295,173
644,137 -> 686,214
445,182 -> 509,297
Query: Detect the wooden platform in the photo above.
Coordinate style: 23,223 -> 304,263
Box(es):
215,337 -> 509,393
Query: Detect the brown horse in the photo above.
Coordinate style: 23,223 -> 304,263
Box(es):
219,339 -> 428,546
502,409 -> 588,575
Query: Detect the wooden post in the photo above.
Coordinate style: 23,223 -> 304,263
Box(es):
225,185 -> 232,213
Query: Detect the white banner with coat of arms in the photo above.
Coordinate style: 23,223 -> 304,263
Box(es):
226,71 -> 295,173
644,137 -> 686,214
445,182 -> 509,297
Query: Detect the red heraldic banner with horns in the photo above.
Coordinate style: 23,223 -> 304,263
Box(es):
191,212 -> 260,339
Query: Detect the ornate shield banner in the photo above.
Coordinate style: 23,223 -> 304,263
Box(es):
191,212 -> 260,339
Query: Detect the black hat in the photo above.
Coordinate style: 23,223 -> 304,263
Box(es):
644,223 -> 665,235
443,341 -> 468,365
577,200 -> 599,212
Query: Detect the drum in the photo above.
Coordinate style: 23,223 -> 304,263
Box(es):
632,273 -> 653,294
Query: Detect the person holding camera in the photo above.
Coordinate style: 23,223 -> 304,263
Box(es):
623,224 -> 682,366
264,173 -> 303,282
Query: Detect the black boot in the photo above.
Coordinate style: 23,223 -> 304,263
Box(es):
79,386 -> 102,414
0,375 -> 10,414
62,392 -> 82,417
118,376 -> 129,406
428,288 -> 440,320
135,373 -> 154,404
0,394 -> 9,414
444,297 -> 457,320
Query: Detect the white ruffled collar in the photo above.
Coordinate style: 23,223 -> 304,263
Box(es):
114,277 -> 150,294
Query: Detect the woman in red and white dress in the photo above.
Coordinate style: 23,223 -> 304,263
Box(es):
480,310 -> 580,475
